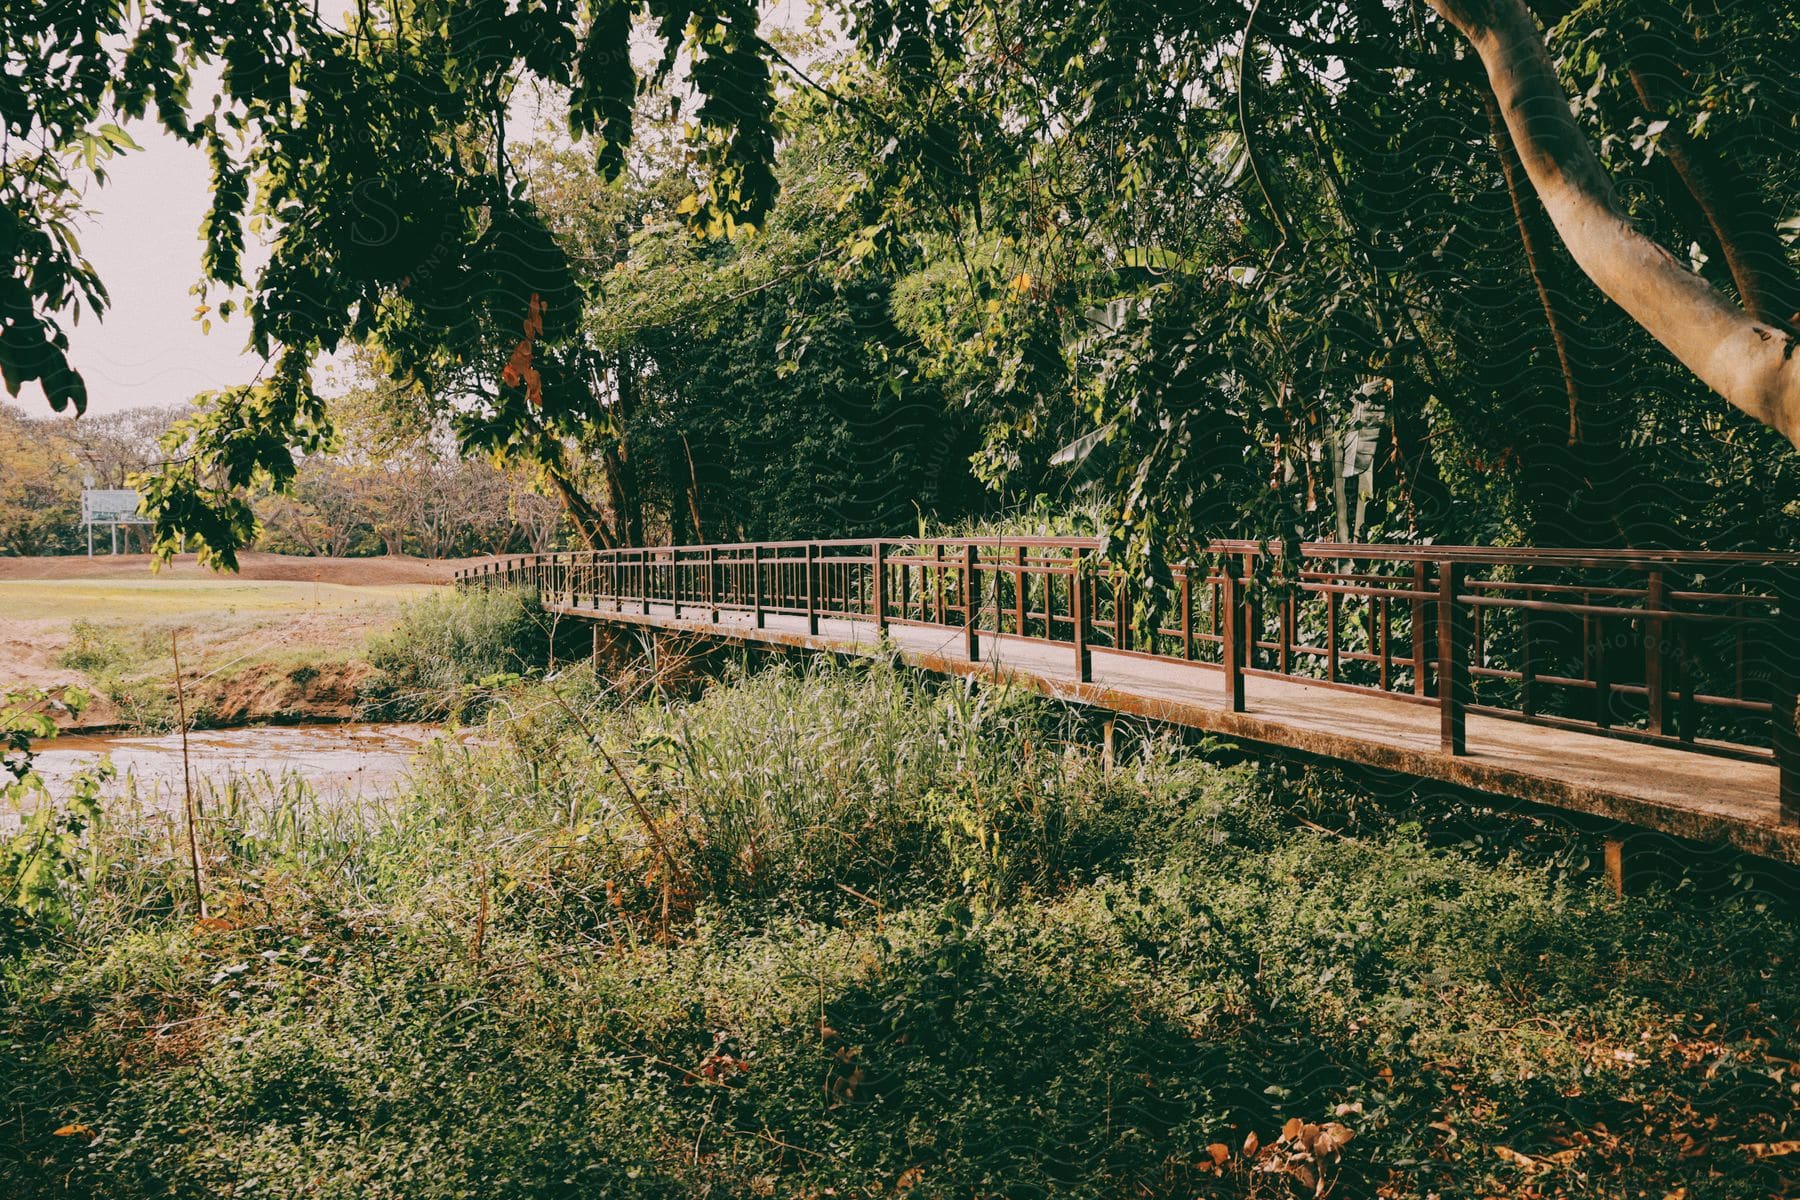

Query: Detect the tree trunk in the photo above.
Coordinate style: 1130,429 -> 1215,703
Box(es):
544,462 -> 614,550
611,349 -> 645,547
1626,62 -> 1800,330
1484,92 -> 1587,446
681,433 -> 706,543
1429,0 -> 1800,447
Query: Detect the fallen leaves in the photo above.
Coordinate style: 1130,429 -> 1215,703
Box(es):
1198,1116 -> 1356,1197
1491,1144 -> 1580,1174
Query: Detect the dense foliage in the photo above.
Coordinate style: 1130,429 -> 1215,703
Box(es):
359,586 -> 591,720
2,642 -> 1794,1197
6,1 -> 1798,568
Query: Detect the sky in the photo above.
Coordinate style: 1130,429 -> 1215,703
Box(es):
60,125 -> 267,418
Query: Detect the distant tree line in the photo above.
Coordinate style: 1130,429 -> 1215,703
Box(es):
0,400 -> 569,558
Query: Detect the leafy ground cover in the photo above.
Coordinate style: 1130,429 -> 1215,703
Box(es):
2,596 -> 1795,1197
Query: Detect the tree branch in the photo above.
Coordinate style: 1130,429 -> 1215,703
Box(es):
1429,0 -> 1800,447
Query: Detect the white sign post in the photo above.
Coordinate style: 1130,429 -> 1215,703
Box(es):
81,488 -> 151,556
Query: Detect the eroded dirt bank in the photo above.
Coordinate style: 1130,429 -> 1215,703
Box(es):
0,553 -> 481,730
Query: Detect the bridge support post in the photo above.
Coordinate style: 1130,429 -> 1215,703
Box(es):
1438,560 -> 1468,755
873,541 -> 887,636
964,544 -> 979,661
1073,549 -> 1092,683
1222,556 -> 1245,713
591,622 -> 629,676
1603,836 -> 1628,898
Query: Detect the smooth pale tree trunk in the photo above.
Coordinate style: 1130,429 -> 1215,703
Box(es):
1429,0 -> 1800,447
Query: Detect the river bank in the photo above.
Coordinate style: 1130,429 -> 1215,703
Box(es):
0,554 -> 484,731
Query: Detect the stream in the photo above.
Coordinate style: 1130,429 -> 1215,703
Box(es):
24,722 -> 457,808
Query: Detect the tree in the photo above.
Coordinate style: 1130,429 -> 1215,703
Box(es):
5,0 -> 1797,565
1428,0 -> 1800,442
0,405 -> 79,554
577,129 -> 982,542
5,0 -> 781,566
812,0 -> 1800,564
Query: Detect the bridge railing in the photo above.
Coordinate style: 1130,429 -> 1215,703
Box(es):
456,539 -> 1800,819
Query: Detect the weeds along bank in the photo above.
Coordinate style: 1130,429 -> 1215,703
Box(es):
2,595 -> 1797,1197
14,582 -> 577,731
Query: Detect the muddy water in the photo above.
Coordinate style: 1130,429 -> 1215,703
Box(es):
27,722 -> 457,805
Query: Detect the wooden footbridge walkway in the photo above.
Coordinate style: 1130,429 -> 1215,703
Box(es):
458,538 -> 1800,866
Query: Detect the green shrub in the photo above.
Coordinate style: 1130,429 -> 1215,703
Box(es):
55,621 -> 131,676
357,586 -> 586,721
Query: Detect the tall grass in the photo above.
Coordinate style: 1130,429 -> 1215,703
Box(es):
2,656 -> 1795,1199
358,586 -> 588,721
423,659 -> 1211,927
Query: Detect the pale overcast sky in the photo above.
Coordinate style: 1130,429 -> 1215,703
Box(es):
61,124 -> 267,417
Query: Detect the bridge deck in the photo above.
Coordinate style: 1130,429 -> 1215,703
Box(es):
552,598 -> 1800,865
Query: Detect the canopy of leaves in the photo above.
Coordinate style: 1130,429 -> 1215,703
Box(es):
4,0 -> 1799,572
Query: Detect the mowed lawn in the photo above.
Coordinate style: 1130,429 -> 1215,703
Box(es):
1,575 -> 440,728
0,577 -> 429,622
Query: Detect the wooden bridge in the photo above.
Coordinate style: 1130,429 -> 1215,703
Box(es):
458,538 -> 1800,867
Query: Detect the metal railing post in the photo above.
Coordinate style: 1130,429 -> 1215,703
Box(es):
1438,560 -> 1468,755
873,540 -> 887,634
1240,551 -> 1257,671
963,543 -> 979,661
1222,556 -> 1245,713
1412,559 -> 1430,696
933,542 -> 946,626
707,546 -> 718,623
1013,545 -> 1027,638
1180,567 -> 1193,660
752,545 -> 765,628
805,543 -> 819,636
1644,570 -> 1666,735
1073,548 -> 1092,683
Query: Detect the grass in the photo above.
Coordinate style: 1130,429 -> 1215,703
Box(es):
2,591 -> 1795,1198
357,587 -> 590,721
3,579 -> 433,731
0,578 -> 426,622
